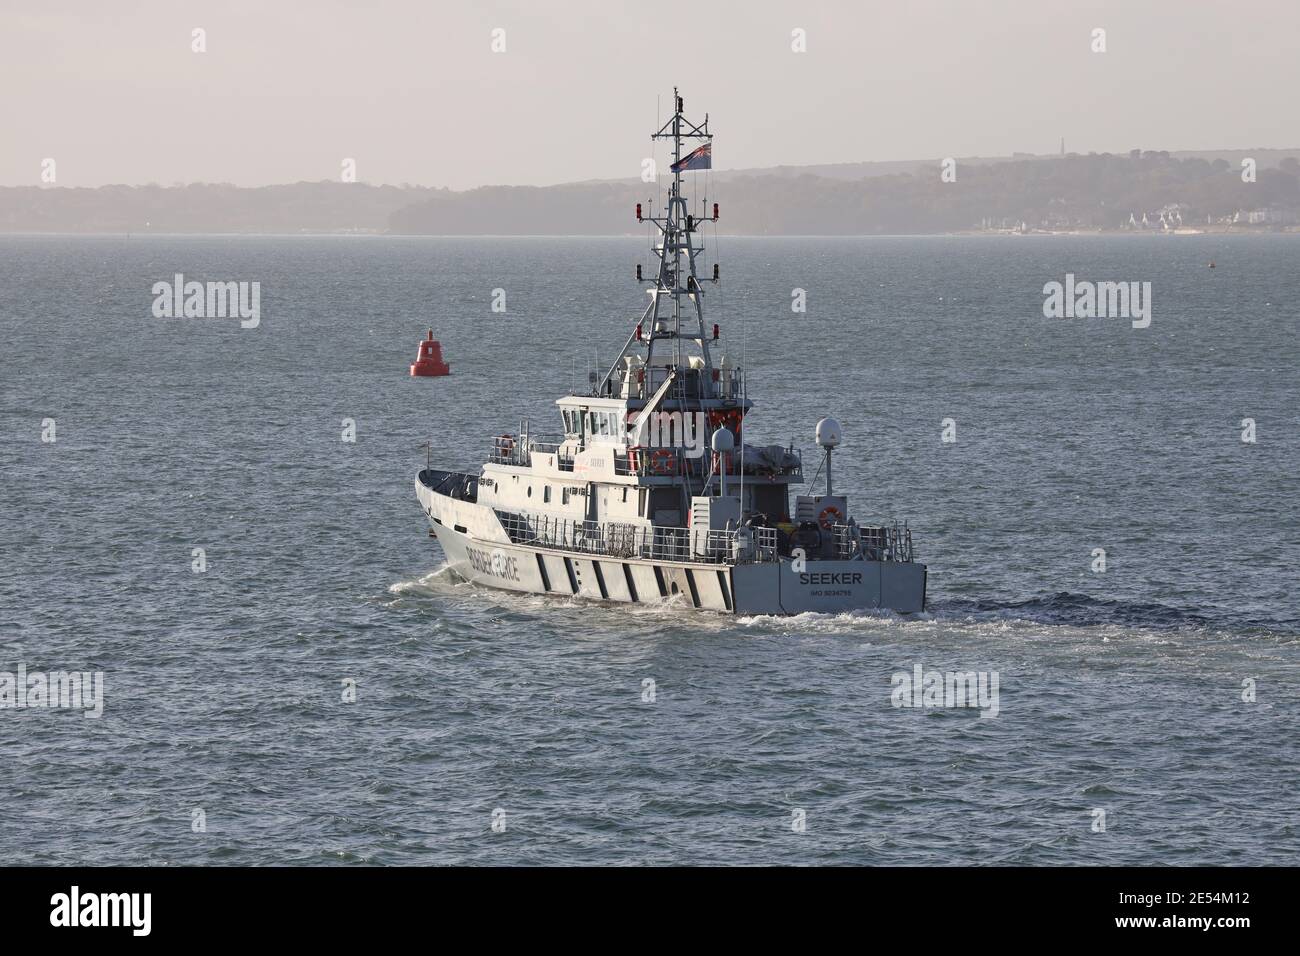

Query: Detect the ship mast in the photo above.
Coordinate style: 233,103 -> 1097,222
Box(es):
599,88 -> 719,395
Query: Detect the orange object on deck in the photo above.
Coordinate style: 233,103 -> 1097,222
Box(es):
410,330 -> 450,376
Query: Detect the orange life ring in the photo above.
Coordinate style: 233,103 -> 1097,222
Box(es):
650,447 -> 676,474
818,504 -> 844,530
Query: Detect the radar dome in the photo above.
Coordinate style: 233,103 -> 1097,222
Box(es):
711,427 -> 735,453
815,417 -> 842,448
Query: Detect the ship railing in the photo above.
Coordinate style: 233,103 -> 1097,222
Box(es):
618,445 -> 802,481
489,434 -> 576,470
491,432 -> 802,484
494,510 -> 778,565
527,437 -> 576,472
526,438 -> 567,467
829,522 -> 915,562
618,445 -> 709,478
620,366 -> 746,401
488,434 -> 529,467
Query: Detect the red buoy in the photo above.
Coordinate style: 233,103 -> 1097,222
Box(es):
410,330 -> 450,376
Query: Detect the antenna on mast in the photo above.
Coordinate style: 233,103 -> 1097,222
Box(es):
600,88 -> 715,389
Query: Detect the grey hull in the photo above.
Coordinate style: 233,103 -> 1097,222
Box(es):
730,558 -> 926,615
420,480 -> 926,615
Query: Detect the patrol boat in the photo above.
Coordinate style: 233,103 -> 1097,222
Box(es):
414,91 -> 927,614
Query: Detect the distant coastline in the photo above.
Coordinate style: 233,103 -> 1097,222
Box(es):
4,147 -> 1298,237
3,229 -> 1297,240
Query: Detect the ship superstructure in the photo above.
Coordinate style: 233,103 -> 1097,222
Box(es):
414,91 -> 927,614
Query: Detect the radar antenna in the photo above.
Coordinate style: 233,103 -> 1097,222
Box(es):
599,88 -> 720,395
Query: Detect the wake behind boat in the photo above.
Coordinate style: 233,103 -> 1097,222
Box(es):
414,90 -> 927,615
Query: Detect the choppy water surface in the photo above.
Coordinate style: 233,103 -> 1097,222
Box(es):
1,235 -> 1296,865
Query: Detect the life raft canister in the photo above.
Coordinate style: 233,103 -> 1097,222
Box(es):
818,504 -> 844,530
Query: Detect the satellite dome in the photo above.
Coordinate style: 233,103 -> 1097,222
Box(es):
815,417 -> 842,448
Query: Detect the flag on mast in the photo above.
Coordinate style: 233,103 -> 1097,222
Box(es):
671,143 -> 712,172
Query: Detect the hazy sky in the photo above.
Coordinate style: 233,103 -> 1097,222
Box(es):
4,0 -> 1296,189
